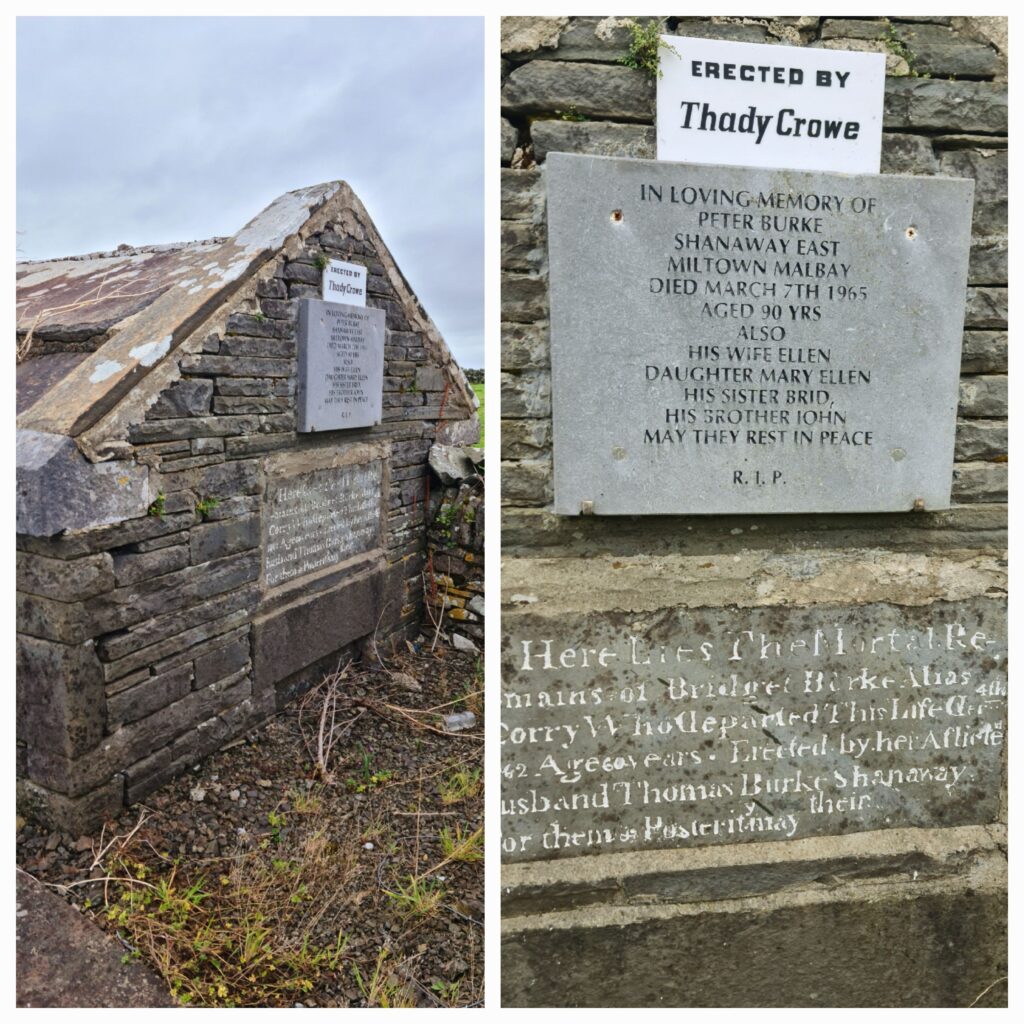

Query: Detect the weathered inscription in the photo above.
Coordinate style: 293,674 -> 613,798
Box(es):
264,460 -> 383,586
501,602 -> 1006,862
546,154 -> 974,513
297,298 -> 384,431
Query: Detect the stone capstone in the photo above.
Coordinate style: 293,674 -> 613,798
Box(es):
17,430 -> 151,537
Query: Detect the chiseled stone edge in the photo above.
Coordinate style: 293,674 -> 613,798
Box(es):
502,822 -> 1006,917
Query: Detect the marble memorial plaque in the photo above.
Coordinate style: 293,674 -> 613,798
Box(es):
501,602 -> 1006,863
264,452 -> 385,587
546,153 -> 974,514
297,298 -> 384,432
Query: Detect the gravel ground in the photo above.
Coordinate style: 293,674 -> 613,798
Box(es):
17,640 -> 484,1007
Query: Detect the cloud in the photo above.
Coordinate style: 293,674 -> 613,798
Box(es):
16,16 -> 484,366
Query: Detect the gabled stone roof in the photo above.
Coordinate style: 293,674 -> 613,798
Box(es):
16,182 -> 475,463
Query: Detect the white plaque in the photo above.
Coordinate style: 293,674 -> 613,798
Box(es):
322,259 -> 367,306
657,35 -> 885,174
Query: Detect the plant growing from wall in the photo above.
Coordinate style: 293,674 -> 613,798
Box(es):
195,496 -> 220,519
882,20 -> 931,78
313,253 -> 330,272
619,19 -> 678,79
147,492 -> 166,518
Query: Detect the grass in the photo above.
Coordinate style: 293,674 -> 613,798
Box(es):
383,874 -> 445,919
438,824 -> 483,863
471,382 -> 484,447
352,948 -> 416,1008
438,766 -> 482,806
99,829 -> 358,1006
38,650 -> 485,1007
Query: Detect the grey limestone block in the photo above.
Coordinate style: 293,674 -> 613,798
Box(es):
954,419 -> 1006,461
958,376 -> 1008,419
964,288 -> 1007,329
501,118 -> 518,164
17,633 -> 107,762
189,513 -> 261,564
17,550 -> 115,602
890,22 -> 1000,78
531,120 -> 655,163
106,664 -> 193,729
959,332 -> 1006,374
501,458 -> 552,506
147,378 -> 214,419
502,61 -> 655,122
502,274 -> 549,324
952,461 -> 1007,502
112,544 -> 190,587
880,133 -> 938,175
502,169 -> 546,223
821,18 -> 889,40
501,221 -> 547,273
501,321 -> 549,371
884,79 -> 1007,133
502,370 -> 551,419
502,419 -> 553,461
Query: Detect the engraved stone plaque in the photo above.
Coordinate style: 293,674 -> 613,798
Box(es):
546,153 -> 975,514
501,601 -> 1006,863
263,449 -> 385,587
297,298 -> 384,432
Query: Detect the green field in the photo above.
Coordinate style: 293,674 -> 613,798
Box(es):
471,382 -> 484,447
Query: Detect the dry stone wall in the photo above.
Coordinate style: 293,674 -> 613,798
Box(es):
425,446 -> 485,650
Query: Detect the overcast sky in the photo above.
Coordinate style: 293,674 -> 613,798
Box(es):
16,16 -> 484,367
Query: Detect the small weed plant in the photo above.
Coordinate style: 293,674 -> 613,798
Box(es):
101,833 -> 356,1007
883,20 -> 931,78
352,948 -> 416,1008
195,496 -> 220,519
619,20 -> 678,79
345,746 -> 392,793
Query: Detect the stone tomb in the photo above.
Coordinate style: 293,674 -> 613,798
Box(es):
546,153 -> 974,515
297,298 -> 385,431
15,181 -> 478,831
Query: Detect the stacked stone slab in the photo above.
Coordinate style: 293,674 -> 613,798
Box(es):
500,17 -> 1006,1007
16,181 -> 478,833
425,444 -> 485,648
